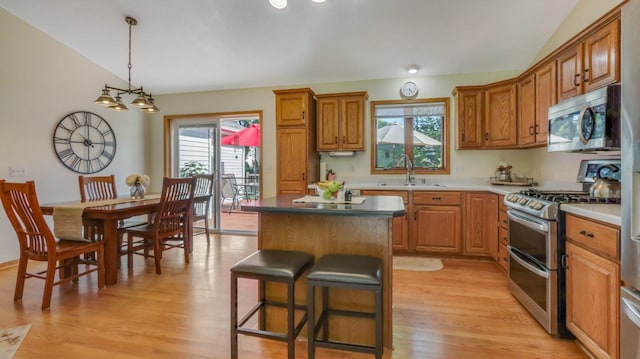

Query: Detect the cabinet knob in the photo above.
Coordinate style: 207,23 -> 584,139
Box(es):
485,132 -> 489,141
561,254 -> 569,269
582,68 -> 590,83
432,197 -> 442,200
342,136 -> 346,144
301,111 -> 305,119
334,136 -> 338,144
529,126 -> 534,135
461,133 -> 466,142
534,124 -> 540,134
574,74 -> 581,87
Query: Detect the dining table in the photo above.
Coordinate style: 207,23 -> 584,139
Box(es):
40,195 -> 162,285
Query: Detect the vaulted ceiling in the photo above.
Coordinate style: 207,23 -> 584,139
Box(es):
1,0 -> 579,94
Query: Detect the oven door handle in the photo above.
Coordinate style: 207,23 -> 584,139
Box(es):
622,297 -> 640,329
508,246 -> 549,278
507,210 -> 549,233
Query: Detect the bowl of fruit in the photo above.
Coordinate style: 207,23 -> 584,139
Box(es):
316,180 -> 344,199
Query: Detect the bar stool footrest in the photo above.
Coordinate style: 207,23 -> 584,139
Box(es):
237,300 -> 309,342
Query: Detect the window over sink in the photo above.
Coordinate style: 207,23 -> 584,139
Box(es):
370,98 -> 449,175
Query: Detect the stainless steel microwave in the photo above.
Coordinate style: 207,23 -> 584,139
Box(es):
547,84 -> 620,152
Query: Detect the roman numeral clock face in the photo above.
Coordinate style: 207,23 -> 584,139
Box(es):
52,111 -> 116,174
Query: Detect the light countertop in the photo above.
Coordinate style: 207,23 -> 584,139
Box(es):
560,203 -> 621,226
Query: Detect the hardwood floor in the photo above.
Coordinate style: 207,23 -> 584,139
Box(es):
0,234 -> 587,358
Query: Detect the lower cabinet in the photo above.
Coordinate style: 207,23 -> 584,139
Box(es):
497,195 -> 508,271
565,213 -> 620,359
357,190 -> 498,259
412,192 -> 462,254
360,190 -> 409,252
463,192 -> 497,257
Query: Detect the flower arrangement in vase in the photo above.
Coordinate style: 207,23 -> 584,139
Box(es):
126,174 -> 151,199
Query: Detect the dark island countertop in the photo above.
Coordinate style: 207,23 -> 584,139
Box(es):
241,194 -> 405,217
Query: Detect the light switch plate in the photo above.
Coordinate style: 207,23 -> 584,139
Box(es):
10,166 -> 26,177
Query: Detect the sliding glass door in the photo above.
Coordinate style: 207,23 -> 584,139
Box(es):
169,113 -> 260,235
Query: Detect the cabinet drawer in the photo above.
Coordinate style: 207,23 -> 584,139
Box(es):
499,210 -> 508,229
499,226 -> 508,246
360,190 -> 408,204
565,214 -> 619,260
413,192 -> 461,205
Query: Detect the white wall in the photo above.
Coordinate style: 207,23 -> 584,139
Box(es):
0,9 -> 148,263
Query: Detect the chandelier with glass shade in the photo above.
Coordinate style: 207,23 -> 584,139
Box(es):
94,16 -> 159,113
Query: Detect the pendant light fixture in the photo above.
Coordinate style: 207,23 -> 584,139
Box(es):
94,16 -> 158,112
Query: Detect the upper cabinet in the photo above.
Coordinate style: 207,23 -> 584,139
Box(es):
534,62 -> 556,145
316,92 -> 368,151
484,81 -> 517,148
453,7 -> 620,151
557,19 -> 620,102
453,87 -> 484,149
453,82 -> 516,149
275,88 -> 315,127
519,61 -> 557,147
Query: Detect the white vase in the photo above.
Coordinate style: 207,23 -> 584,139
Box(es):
130,184 -> 146,199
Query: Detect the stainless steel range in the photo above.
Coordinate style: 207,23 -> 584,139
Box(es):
504,159 -> 621,337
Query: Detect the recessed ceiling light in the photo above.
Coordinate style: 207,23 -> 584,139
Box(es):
407,65 -> 420,74
312,0 -> 326,2
270,0 -> 287,9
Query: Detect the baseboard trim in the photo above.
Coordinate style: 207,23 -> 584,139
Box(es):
0,259 -> 18,271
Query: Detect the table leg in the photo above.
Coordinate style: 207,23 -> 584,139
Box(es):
103,218 -> 119,285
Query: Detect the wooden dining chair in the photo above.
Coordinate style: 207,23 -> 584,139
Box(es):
78,175 -> 148,267
125,177 -> 196,274
0,180 -> 105,310
192,174 -> 214,243
78,175 -> 118,202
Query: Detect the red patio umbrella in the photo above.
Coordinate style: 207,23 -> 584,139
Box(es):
221,124 -> 260,147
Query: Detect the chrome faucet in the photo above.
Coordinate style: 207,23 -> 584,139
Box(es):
400,153 -> 413,184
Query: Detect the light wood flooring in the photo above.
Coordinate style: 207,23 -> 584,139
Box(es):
0,234 -> 587,358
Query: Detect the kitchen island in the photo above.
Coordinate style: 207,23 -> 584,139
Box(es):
241,194 -> 405,350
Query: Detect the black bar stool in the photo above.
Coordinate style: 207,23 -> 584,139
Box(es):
230,249 -> 313,359
307,253 -> 383,359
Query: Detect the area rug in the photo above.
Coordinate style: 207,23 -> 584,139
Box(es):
0,324 -> 31,359
393,257 -> 443,272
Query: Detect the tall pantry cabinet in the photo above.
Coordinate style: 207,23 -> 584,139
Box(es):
274,88 -> 319,194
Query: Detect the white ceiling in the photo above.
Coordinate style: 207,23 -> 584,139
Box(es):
1,0 -> 580,95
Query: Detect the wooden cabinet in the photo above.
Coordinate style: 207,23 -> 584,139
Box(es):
484,82 -> 517,148
565,214 -> 620,359
412,192 -> 462,254
463,193 -> 497,257
453,87 -> 484,149
316,92 -> 367,151
453,82 -> 517,149
275,88 -> 314,127
557,19 -> 620,102
274,88 -> 319,194
519,62 -> 557,147
361,190 -> 409,252
517,74 -> 536,146
534,62 -> 556,144
497,195 -> 508,271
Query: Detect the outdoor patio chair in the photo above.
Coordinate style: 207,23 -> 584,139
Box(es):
221,174 -> 240,214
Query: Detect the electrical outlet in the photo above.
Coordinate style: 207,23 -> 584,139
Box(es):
10,166 -> 26,177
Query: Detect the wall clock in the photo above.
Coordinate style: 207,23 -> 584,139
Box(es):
400,81 -> 418,98
52,111 -> 117,174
